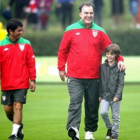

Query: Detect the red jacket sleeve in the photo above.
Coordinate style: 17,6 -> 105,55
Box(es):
117,55 -> 124,62
0,45 -> 2,72
26,44 -> 36,80
0,46 -> 2,81
100,31 -> 112,52
57,31 -> 71,71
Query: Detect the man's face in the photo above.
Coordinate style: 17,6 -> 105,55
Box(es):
79,5 -> 94,26
10,26 -> 23,40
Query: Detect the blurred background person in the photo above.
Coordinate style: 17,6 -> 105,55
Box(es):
137,0 -> 140,28
0,22 -> 7,41
111,0 -> 124,29
36,0 -> 54,30
2,8 -> 12,21
6,0 -> 29,31
129,0 -> 139,28
55,1 -> 62,23
57,0 -> 75,29
92,0 -> 104,26
25,0 -> 38,30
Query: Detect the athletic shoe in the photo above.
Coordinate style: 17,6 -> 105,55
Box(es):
68,127 -> 80,140
106,129 -> 112,139
17,123 -> 24,140
8,134 -> 22,140
85,131 -> 95,140
111,136 -> 118,140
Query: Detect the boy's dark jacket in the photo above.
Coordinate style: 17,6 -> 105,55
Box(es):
99,60 -> 125,101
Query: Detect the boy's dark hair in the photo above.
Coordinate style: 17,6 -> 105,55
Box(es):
79,2 -> 94,13
6,19 -> 23,34
106,44 -> 121,59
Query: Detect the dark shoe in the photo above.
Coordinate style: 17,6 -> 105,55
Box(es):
106,129 -> 112,139
8,135 -> 22,140
68,127 -> 79,140
111,136 -> 118,140
17,123 -> 24,140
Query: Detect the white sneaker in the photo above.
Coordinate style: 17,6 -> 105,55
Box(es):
85,131 -> 95,140
68,127 -> 80,140
106,136 -> 111,139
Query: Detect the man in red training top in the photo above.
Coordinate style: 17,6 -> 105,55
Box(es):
0,19 -> 36,140
57,2 -> 125,140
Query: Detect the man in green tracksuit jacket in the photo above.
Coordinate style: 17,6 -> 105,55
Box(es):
0,19 -> 36,140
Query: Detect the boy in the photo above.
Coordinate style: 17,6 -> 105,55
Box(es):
99,44 -> 125,140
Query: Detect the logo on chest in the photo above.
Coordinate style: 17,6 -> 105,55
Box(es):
4,48 -> 9,51
75,32 -> 81,35
92,30 -> 98,37
19,44 -> 25,51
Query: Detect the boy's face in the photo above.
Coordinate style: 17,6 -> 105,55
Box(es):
106,51 -> 116,64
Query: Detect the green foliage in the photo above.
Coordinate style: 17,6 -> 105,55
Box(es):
23,31 -> 63,56
0,84 -> 140,140
107,30 -> 140,55
23,29 -> 140,56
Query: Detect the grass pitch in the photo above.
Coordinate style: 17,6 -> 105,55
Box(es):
0,84 -> 140,140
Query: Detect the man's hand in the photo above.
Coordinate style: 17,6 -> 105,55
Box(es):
30,81 -> 36,92
118,61 -> 126,71
59,71 -> 67,81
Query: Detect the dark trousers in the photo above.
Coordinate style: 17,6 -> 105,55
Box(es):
61,2 -> 73,29
94,6 -> 103,26
67,77 -> 99,132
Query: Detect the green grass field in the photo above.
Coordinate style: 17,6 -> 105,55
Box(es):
0,84 -> 140,140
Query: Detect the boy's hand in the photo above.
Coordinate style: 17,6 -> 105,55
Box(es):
113,97 -> 119,102
99,97 -> 102,102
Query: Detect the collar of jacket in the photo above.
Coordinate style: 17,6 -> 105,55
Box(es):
79,19 -> 95,29
6,34 -> 20,43
105,59 -> 118,68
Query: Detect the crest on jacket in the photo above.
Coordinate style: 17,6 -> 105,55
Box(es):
92,30 -> 98,37
19,44 -> 25,51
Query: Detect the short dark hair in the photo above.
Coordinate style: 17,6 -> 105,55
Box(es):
6,19 -> 23,34
79,2 -> 94,13
106,44 -> 121,59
